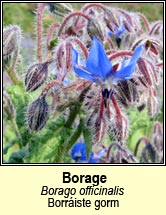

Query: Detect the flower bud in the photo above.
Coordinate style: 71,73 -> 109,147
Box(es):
3,90 -> 15,118
46,3 -> 72,17
87,18 -> 104,42
93,117 -> 107,143
56,41 -> 72,71
104,8 -> 120,32
147,87 -> 158,118
65,42 -> 73,70
25,62 -> 49,92
153,122 -> 163,153
137,58 -> 153,88
86,108 -> 98,127
3,25 -> 21,57
141,143 -> 156,163
114,80 -> 139,108
109,114 -> 128,142
116,114 -> 128,142
26,96 -> 49,131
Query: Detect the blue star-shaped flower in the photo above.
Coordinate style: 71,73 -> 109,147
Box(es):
108,22 -> 126,47
70,142 -> 105,163
72,36 -> 144,86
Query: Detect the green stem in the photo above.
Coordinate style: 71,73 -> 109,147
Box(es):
56,119 -> 83,163
3,99 -> 22,148
44,125 -> 64,146
53,84 -> 91,162
16,54 -> 23,77
7,66 -> 20,85
65,84 -> 91,128
11,47 -> 19,70
65,105 -> 80,128
4,107 -> 22,149
3,136 -> 21,155
11,118 -> 22,148
5,66 -> 25,93
66,119 -> 83,152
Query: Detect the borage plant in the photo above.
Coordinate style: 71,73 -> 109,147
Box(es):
3,3 -> 163,163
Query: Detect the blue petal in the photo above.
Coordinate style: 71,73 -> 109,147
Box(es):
73,65 -> 95,82
71,142 -> 87,162
72,48 -> 78,65
97,148 -> 106,157
107,31 -> 114,37
72,48 -> 95,82
115,25 -> 126,36
130,44 -> 144,64
113,44 -> 144,82
88,152 -> 99,163
113,63 -> 135,82
86,37 -> 113,81
88,148 -> 106,163
63,78 -> 71,86
108,21 -> 126,38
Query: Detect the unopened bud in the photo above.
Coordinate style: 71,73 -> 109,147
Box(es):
86,109 -> 98,127
147,87 -> 158,118
65,42 -> 72,70
3,90 -> 15,118
3,25 -> 21,57
110,114 -> 128,142
93,117 -> 107,143
141,143 -> 156,163
87,18 -> 104,42
104,8 -> 120,32
56,41 -> 73,71
153,122 -> 163,153
26,96 -> 49,131
47,3 -> 72,17
137,58 -> 153,87
25,62 -> 49,92
114,80 -> 139,108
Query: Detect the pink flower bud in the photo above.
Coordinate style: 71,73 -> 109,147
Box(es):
56,41 -> 72,71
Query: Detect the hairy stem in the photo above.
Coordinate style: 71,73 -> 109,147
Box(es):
134,136 -> 150,156
11,47 -> 19,70
82,3 -> 106,12
109,51 -> 132,61
68,37 -> 88,58
6,66 -> 20,85
66,119 -> 83,152
4,104 -> 22,148
65,84 -> 91,128
37,3 -> 46,62
138,13 -> 150,32
46,23 -> 60,59
41,80 -> 61,97
47,23 -> 60,47
58,11 -> 89,36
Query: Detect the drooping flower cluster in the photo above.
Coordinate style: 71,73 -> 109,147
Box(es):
24,3 -> 163,162
3,3 -> 163,163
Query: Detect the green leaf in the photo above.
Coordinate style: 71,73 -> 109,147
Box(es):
8,147 -> 28,163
